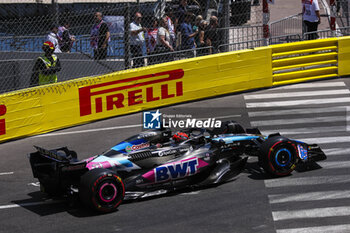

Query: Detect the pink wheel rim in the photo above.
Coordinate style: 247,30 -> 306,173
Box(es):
99,182 -> 117,203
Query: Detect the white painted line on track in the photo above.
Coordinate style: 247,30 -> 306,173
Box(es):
318,161 -> 350,169
246,97 -> 350,108
272,206 -> 350,221
0,172 -> 14,176
323,148 -> 350,156
34,124 -> 142,137
248,106 -> 348,117
269,190 -> 350,204
273,82 -> 346,90
33,114 -> 242,137
276,224 -> 350,233
261,126 -> 346,136
251,116 -> 350,127
265,175 -> 350,188
296,136 -> 350,144
347,106 -> 350,132
244,89 -> 350,100
0,200 -> 64,210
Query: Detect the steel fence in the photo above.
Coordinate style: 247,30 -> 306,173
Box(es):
269,13 -> 304,38
2,1 -> 349,94
0,0 -> 264,93
335,0 -> 350,27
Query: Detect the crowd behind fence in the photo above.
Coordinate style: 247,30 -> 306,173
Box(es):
0,0 -> 350,94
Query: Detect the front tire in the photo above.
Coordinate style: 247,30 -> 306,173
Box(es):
259,137 -> 298,177
79,168 -> 125,213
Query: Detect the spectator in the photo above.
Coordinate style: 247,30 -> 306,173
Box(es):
179,12 -> 198,54
129,12 -> 147,68
155,17 -> 175,64
30,41 -> 61,86
58,21 -> 75,53
46,24 -> 61,53
205,16 -> 220,54
90,12 -> 110,60
193,15 -> 203,50
165,7 -> 176,49
302,0 -> 321,40
146,17 -> 158,65
197,20 -> 208,55
176,0 -> 188,27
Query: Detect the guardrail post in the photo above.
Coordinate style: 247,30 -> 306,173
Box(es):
263,0 -> 270,46
223,0 -> 230,52
124,3 -> 131,69
330,0 -> 336,32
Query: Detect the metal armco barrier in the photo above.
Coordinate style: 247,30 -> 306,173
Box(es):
271,38 -> 339,86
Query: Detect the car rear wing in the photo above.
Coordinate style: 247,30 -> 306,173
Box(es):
32,146 -> 77,163
29,146 -> 81,178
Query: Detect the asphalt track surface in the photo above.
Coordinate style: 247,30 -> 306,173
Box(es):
1,78 -> 350,233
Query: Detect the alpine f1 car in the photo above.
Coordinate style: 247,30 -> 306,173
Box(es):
29,121 -> 326,213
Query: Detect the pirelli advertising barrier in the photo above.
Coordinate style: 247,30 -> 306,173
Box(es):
2,37 -> 350,143
0,47 -> 272,142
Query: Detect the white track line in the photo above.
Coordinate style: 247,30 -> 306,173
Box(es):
269,190 -> 350,204
251,116 -> 350,127
272,206 -> 350,221
0,172 -> 14,176
248,106 -> 348,117
35,124 -> 142,137
296,136 -> 350,144
261,126 -> 346,136
246,97 -> 350,108
273,82 -> 346,90
244,89 -> 350,100
276,224 -> 350,233
0,200 -> 64,210
265,175 -> 350,188
318,160 -> 350,169
323,148 -> 350,156
34,114 -> 242,137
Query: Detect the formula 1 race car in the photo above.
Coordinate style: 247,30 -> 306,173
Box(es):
29,121 -> 326,213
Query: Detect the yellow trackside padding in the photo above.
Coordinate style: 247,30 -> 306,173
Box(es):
0,47 -> 272,143
271,38 -> 339,85
272,46 -> 338,58
2,36 -> 350,143
338,36 -> 350,76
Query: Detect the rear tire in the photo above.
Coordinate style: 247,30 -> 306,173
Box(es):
259,136 -> 298,177
79,168 -> 125,213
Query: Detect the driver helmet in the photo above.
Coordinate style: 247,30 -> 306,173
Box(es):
172,132 -> 189,142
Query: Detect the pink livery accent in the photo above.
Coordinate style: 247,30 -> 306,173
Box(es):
86,161 -> 111,170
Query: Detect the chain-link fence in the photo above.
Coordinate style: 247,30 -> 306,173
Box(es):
0,0 -> 263,94
335,0 -> 350,27
1,0 -> 348,95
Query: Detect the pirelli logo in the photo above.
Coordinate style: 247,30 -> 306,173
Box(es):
0,105 -> 6,135
79,69 -> 184,117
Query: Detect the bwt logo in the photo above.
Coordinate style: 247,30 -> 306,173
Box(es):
0,105 -> 6,135
155,158 -> 198,182
79,69 -> 184,117
143,110 -> 162,129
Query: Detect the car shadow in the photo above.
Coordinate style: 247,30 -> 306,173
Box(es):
14,161 -> 323,217
244,161 -> 323,180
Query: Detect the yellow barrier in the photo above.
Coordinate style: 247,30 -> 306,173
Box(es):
271,38 -> 339,86
338,36 -> 350,76
2,36 -> 350,143
0,47 -> 272,143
